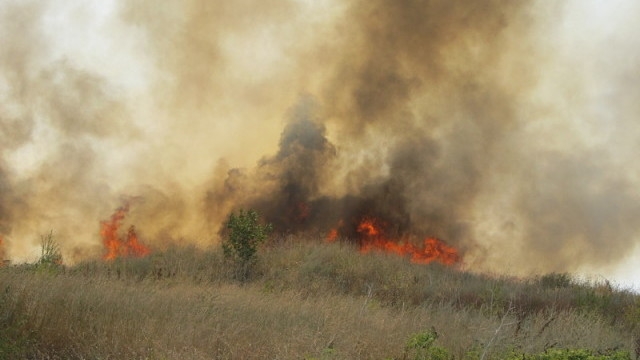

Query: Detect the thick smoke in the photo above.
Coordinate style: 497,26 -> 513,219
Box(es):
208,1 -> 537,250
223,98 -> 337,232
204,0 -> 640,274
1,0 -> 639,279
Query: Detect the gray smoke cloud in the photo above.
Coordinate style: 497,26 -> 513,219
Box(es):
0,1 -> 135,259
1,0 -> 639,278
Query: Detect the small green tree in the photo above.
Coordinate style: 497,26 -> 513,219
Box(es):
403,328 -> 452,360
222,209 -> 272,280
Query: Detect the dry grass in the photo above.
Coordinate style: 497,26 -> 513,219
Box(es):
1,236 -> 638,359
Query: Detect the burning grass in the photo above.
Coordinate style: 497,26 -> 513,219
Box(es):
101,204 -> 151,261
1,236 -> 639,359
327,216 -> 460,265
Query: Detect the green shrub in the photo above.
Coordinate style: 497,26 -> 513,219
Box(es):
222,209 -> 272,281
504,348 -> 631,360
404,328 -> 452,360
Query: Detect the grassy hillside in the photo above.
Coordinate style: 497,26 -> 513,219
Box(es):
1,236 -> 639,359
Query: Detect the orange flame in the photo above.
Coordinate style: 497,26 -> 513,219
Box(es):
329,217 -> 460,265
326,220 -> 343,243
360,237 -> 460,265
326,228 -> 339,242
101,205 -> 151,261
357,217 -> 382,237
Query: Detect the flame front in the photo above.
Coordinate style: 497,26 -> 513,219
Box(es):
357,218 -> 382,237
330,217 -> 460,265
101,205 -> 150,261
124,226 -> 151,258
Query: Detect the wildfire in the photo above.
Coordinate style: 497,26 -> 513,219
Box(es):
101,204 -> 151,261
329,217 -> 460,265
357,217 -> 382,237
326,220 -> 343,243
326,228 -> 339,242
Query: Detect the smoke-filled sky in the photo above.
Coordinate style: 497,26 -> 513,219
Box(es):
1,0 -> 639,288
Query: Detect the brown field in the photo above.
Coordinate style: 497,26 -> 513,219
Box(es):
1,236 -> 639,359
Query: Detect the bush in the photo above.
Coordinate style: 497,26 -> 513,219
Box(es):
505,348 -> 631,360
222,209 -> 272,281
404,328 -> 452,360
